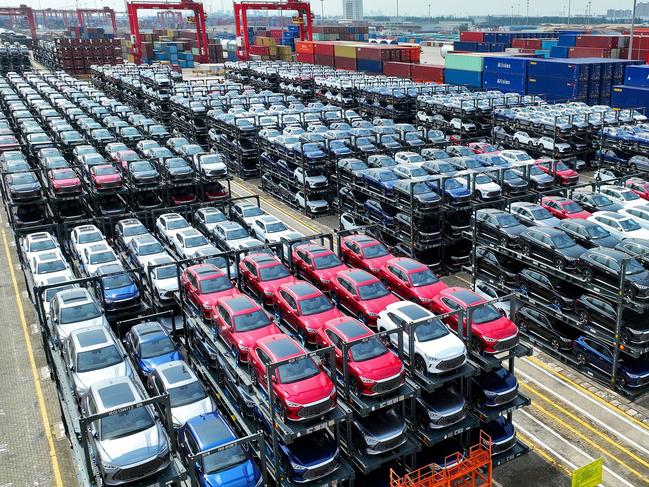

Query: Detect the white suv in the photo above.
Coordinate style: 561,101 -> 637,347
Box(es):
49,288 -> 109,343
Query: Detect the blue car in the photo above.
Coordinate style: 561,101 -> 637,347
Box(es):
179,413 -> 262,487
595,149 -> 627,166
573,336 -> 649,388
254,407 -> 340,483
94,263 -> 140,311
293,142 -> 326,162
475,154 -> 511,168
426,177 -> 471,204
472,367 -> 519,407
125,321 -> 182,376
364,199 -> 396,225
326,140 -> 353,158
361,168 -> 400,194
481,416 -> 517,455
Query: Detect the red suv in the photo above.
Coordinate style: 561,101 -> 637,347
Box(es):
48,168 -> 82,195
469,142 -> 499,154
329,269 -> 399,327
541,196 -> 591,220
273,281 -> 344,343
340,234 -> 395,274
431,287 -> 519,354
378,257 -> 448,307
249,334 -> 337,421
292,244 -> 348,291
316,317 -> 405,396
213,295 -> 281,362
239,253 -> 297,306
534,160 -> 578,185
181,263 -> 241,320
90,164 -> 123,190
625,178 -> 649,200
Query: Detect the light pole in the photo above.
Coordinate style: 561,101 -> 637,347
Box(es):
629,0 -> 638,60
320,0 -> 324,19
568,0 -> 571,23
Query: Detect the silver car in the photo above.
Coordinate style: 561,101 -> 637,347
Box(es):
81,377 -> 170,485
49,288 -> 109,343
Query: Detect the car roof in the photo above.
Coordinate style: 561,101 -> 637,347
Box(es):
71,326 -> 111,351
91,377 -> 139,411
585,248 -> 628,261
260,334 -> 304,359
285,281 -> 319,298
342,268 -> 375,284
157,360 -> 197,387
220,295 -> 258,313
526,227 -> 565,237
131,321 -> 165,338
186,412 -> 234,450
594,211 -> 626,220
333,319 -> 371,340
390,257 -> 427,272
444,287 -> 484,305
189,263 -> 223,277
58,288 -> 91,304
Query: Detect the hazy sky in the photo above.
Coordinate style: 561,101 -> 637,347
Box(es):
10,0 -> 635,18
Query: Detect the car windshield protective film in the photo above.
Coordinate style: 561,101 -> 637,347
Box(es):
414,318 -> 450,341
100,408 -> 155,441
471,304 -> 502,324
620,190 -> 640,201
199,275 -> 232,293
140,242 -> 163,255
530,207 -> 553,221
103,273 -> 132,290
76,345 -> 122,372
203,445 -> 248,474
362,243 -> 389,259
563,202 -> 583,214
39,260 -> 66,273
31,239 -> 56,252
551,234 -> 576,249
167,219 -> 189,230
409,269 -> 439,287
60,302 -> 100,324
350,336 -> 387,362
444,179 -> 463,190
259,263 -> 290,281
169,381 -> 207,407
379,171 -> 399,182
278,356 -> 320,383
620,218 -> 641,231
242,206 -> 264,218
358,281 -> 389,300
185,235 -> 208,248
625,259 -> 646,275
226,227 -> 248,240
79,231 -> 103,244
155,265 -> 177,280
313,252 -> 341,269
123,223 -> 147,237
266,221 -> 287,233
89,250 -> 114,264
234,309 -> 269,331
299,295 -> 333,315
140,336 -> 176,358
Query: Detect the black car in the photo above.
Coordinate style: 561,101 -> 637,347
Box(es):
160,157 -> 194,182
491,168 -> 529,195
558,219 -> 621,249
519,227 -> 587,270
337,157 -> 369,180
350,407 -> 407,455
474,248 -> 521,285
514,305 -> 579,351
472,367 -> 519,407
11,204 -> 45,227
474,208 -> 528,247
415,386 -> 466,431
517,268 -> 580,310
127,160 -> 160,187
576,248 -> 649,300
393,179 -> 441,211
574,294 -> 649,344
367,154 -> 397,169
95,194 -> 127,216
421,160 -> 457,176
571,191 -> 623,213
615,238 -> 649,267
395,213 -> 441,244
364,199 -> 397,225
7,171 -> 41,201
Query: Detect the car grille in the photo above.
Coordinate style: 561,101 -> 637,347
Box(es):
372,374 -> 404,394
57,186 -> 80,193
373,432 -> 406,453
435,407 -> 467,426
107,296 -> 140,310
303,458 -> 339,480
100,181 -> 121,188
485,191 -> 501,198
633,374 -> 649,386
492,435 -> 517,455
566,176 -> 579,184
493,335 -> 519,352
113,457 -> 166,482
438,354 -> 466,371
298,398 -> 334,419
491,387 -> 518,405
310,181 -> 327,189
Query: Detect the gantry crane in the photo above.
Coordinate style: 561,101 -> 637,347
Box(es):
127,0 -> 208,64
233,0 -> 313,60
157,11 -> 184,28
77,8 -> 118,35
34,8 -> 76,30
0,4 -> 36,39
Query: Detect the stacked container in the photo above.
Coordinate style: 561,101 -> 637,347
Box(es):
482,56 -> 530,93
444,53 -> 484,87
612,64 -> 649,113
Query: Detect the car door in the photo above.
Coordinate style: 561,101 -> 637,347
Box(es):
342,240 -> 361,267
335,276 -> 355,313
385,312 -> 407,350
277,290 -> 299,329
215,304 -> 235,350
325,329 -> 344,370
296,249 -> 314,282
254,348 -> 273,390
440,296 -> 463,329
382,265 -> 404,297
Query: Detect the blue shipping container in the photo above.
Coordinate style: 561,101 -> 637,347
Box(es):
357,59 -> 383,73
612,84 -> 649,111
625,65 -> 649,88
489,43 -> 506,52
454,41 -> 479,51
527,76 -> 587,101
558,34 -> 578,47
528,58 -> 588,81
483,56 -> 529,75
482,71 -> 527,93
484,33 -> 498,43
445,69 -> 483,88
541,39 -> 558,50
550,46 -> 570,58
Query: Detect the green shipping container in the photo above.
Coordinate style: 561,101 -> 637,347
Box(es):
192,47 -> 200,55
334,44 -> 357,59
445,53 -> 484,72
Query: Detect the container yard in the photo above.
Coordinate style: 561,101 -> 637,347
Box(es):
1,3 -> 649,487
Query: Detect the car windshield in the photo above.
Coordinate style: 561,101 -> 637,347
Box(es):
413,317 -> 450,341
378,171 -> 399,182
555,161 -> 570,171
100,407 -> 155,441
513,153 -> 533,161
204,212 -> 226,223
203,445 -> 249,474
60,302 -> 100,324
242,206 -> 264,218
471,304 -> 502,324
79,231 -> 102,244
313,253 -> 342,269
278,355 -> 320,384
154,265 -> 177,280
266,221 -> 287,233
185,235 -> 208,248
625,259 -> 646,275
13,173 -> 36,184
53,169 -> 76,180
102,273 -> 132,290
299,295 -> 333,315
38,259 -> 66,273
350,336 -> 387,362
76,344 -> 122,372
167,219 -> 189,230
410,167 -> 428,177
409,269 -> 439,287
550,234 -> 576,249
363,243 -> 389,259
444,179 -> 463,190
225,228 -> 248,240
620,218 -> 641,231
168,159 -> 188,169
587,226 -> 610,238
530,208 -> 553,220
474,174 -> 492,184
95,166 -> 116,176
89,250 -> 115,264
199,275 -> 232,294
234,309 -> 270,331
562,202 -> 582,213
620,190 -> 640,201
259,263 -> 290,281
132,161 -> 154,171
139,242 -> 163,255
358,281 -> 389,300
349,161 -> 367,171
480,144 -> 497,152
169,381 -> 207,408
123,223 -> 147,237
140,336 -> 176,358
31,239 -> 56,252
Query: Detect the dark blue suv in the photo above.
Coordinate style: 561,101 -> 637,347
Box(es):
125,321 -> 182,376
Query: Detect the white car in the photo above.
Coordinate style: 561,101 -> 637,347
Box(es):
41,276 -> 78,316
377,301 -> 467,375
127,234 -> 170,269
21,232 -> 60,262
500,150 -> 534,164
536,136 -> 571,153
416,111 -> 434,123
250,215 -> 294,244
49,288 -> 109,343
229,202 -> 267,231
474,279 -> 512,317
171,228 -> 213,259
147,361 -> 216,428
593,169 -> 617,183
294,167 -> 328,190
80,243 -> 120,276
295,191 -> 330,215
588,211 -> 649,240
64,326 -> 132,397
114,218 -> 149,250
146,255 -> 179,302
513,131 -> 538,147
192,153 -> 227,178
619,206 -> 649,230
598,185 -> 647,208
459,171 -> 502,200
70,224 -> 106,259
193,207 -> 228,234
394,151 -> 426,165
212,221 -> 253,251
31,250 -> 73,281
155,213 -> 191,244
450,117 -> 476,132
339,213 -> 360,231
392,164 -> 431,181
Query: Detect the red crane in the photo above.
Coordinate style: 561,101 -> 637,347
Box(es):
234,0 -> 313,60
127,0 -> 209,64
77,8 -> 118,35
157,11 -> 184,29
34,8 -> 76,30
0,4 -> 36,40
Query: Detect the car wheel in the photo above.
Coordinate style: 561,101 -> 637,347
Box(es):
576,352 -> 587,366
348,378 -> 361,397
551,297 -> 563,308
577,309 -> 589,323
522,244 -> 531,256
554,257 -> 565,270
499,235 -> 508,247
497,273 -> 507,285
616,374 -> 628,389
518,320 -> 528,333
623,285 -> 636,300
470,337 -> 482,353
550,338 -> 561,351
414,355 -> 427,375
274,398 -> 287,420
630,163 -> 638,172
357,312 -> 367,324
581,267 -> 593,282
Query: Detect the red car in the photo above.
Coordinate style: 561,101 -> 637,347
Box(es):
431,287 -> 519,354
329,269 -> 399,327
90,164 -> 122,190
48,168 -> 82,195
340,234 -> 395,274
315,317 -> 405,396
239,253 -> 297,306
292,243 -> 348,291
180,263 -> 241,320
249,334 -> 337,421
625,178 -> 649,201
540,196 -> 591,220
204,182 -> 229,201
378,257 -> 448,307
274,281 -> 344,343
114,149 -> 140,169
469,142 -> 499,154
171,190 -> 197,205
534,160 -> 579,185
213,295 -> 280,362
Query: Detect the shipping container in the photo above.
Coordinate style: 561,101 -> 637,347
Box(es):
295,40 -> 314,53
527,76 -> 587,101
313,42 -> 335,56
568,47 -> 610,58
314,53 -> 334,66
612,84 -> 649,112
444,68 -> 482,87
445,53 -> 484,72
483,56 -> 529,75
411,63 -> 444,82
383,61 -> 412,78
334,44 -> 356,59
460,31 -> 485,42
527,58 -> 588,80
357,58 -> 382,73
454,41 -> 479,51
334,56 -> 356,70
482,71 -> 526,93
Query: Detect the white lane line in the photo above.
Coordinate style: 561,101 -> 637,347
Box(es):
523,358 -> 649,441
519,409 -> 635,487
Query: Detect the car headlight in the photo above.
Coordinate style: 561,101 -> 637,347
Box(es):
284,400 -> 301,408
483,336 -> 498,343
320,278 -> 330,284
290,461 -> 308,472
424,354 -> 437,361
427,409 -> 442,420
367,312 -> 379,317
158,439 -> 170,456
264,290 -> 274,296
360,376 -> 376,384
625,372 -> 640,379
202,303 -> 212,310
238,344 -> 249,352
419,297 -> 433,303
369,266 -> 380,272
100,461 -> 120,472
364,435 -> 380,446
483,389 -> 498,397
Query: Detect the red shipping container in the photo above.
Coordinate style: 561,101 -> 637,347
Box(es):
460,31 -> 485,42
296,41 -> 314,53
575,35 -> 619,48
525,39 -> 542,49
296,52 -> 315,63
411,64 -> 444,83
568,47 -> 610,58
313,42 -> 335,56
383,61 -> 412,78
250,45 -> 269,56
512,39 -> 527,48
410,47 -> 421,64
334,56 -> 356,70
356,46 -> 382,61
314,53 -> 334,66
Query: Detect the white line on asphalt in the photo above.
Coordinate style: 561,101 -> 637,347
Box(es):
514,422 -> 579,469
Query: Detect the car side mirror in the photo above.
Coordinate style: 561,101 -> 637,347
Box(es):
353,294 -> 360,301
68,363 -> 74,371
271,375 -> 278,384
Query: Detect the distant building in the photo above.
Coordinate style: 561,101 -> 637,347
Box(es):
637,2 -> 649,18
343,0 -> 363,20
606,8 -> 632,19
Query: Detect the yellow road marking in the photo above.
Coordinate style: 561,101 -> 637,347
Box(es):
515,431 -> 573,477
528,399 -> 649,482
525,355 -> 649,432
2,229 -> 64,487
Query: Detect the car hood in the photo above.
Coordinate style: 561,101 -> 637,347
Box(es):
97,423 -> 166,467
561,244 -> 588,259
475,368 -> 518,391
204,459 -> 259,487
134,170 -> 159,178
593,235 -> 620,248
419,388 -> 465,413
54,178 -> 81,187
74,361 -> 130,395
313,265 -> 348,282
566,210 -> 591,219
172,397 -> 215,427
355,409 -> 405,437
141,350 -> 182,374
418,332 -> 466,360
278,372 -> 334,405
620,358 -> 649,375
362,294 -> 400,314
301,308 -> 344,331
105,284 -> 139,301
413,281 -> 448,300
285,438 -> 338,466
351,351 -> 403,380
12,182 -> 39,191
95,174 -> 121,183
201,287 -> 241,306
237,323 -> 281,348
472,316 -> 519,339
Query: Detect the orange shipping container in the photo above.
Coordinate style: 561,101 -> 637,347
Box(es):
295,41 -> 314,54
